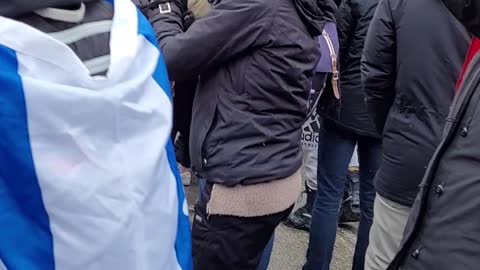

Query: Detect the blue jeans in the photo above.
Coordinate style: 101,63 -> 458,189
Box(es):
304,124 -> 382,270
257,233 -> 274,270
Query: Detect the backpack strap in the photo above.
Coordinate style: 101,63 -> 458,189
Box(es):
322,29 -> 340,99
305,29 -> 340,119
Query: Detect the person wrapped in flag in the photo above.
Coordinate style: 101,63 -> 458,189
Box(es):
0,0 -> 191,269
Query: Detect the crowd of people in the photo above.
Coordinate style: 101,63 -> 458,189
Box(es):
0,0 -> 479,270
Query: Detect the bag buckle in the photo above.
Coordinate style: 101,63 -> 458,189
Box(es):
332,71 -> 339,81
159,2 -> 172,14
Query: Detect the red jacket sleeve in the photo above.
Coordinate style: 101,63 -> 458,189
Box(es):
456,38 -> 480,93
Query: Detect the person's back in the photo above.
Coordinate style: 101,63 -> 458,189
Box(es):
320,0 -> 380,137
387,2 -> 480,268
162,0 -> 333,186
0,1 -> 191,269
363,0 -> 470,208
361,0 -> 470,268
139,0 -> 337,268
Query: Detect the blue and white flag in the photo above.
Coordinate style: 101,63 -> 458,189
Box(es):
0,0 -> 192,269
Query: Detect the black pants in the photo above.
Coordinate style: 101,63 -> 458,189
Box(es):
192,180 -> 293,270
171,78 -> 197,168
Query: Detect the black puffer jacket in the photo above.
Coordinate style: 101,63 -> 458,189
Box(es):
145,0 -> 337,186
388,2 -> 480,268
361,0 -> 470,206
388,52 -> 480,270
319,0 -> 380,138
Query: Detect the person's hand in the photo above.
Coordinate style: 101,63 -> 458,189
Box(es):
188,0 -> 212,19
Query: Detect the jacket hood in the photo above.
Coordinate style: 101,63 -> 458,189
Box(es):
0,0 -> 95,18
294,0 -> 337,36
442,0 -> 480,37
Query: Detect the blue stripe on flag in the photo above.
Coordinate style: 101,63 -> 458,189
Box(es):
104,1 -> 192,268
136,10 -> 172,97
0,46 -> 55,270
136,9 -> 193,270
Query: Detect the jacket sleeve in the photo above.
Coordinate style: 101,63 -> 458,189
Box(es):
148,0 -> 274,81
336,0 -> 355,67
361,0 -> 396,133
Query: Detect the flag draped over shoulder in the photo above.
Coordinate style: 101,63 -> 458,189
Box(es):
0,0 -> 192,269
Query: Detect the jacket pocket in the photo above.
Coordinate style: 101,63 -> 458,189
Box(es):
236,56 -> 249,96
201,106 -> 220,169
223,58 -> 248,96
